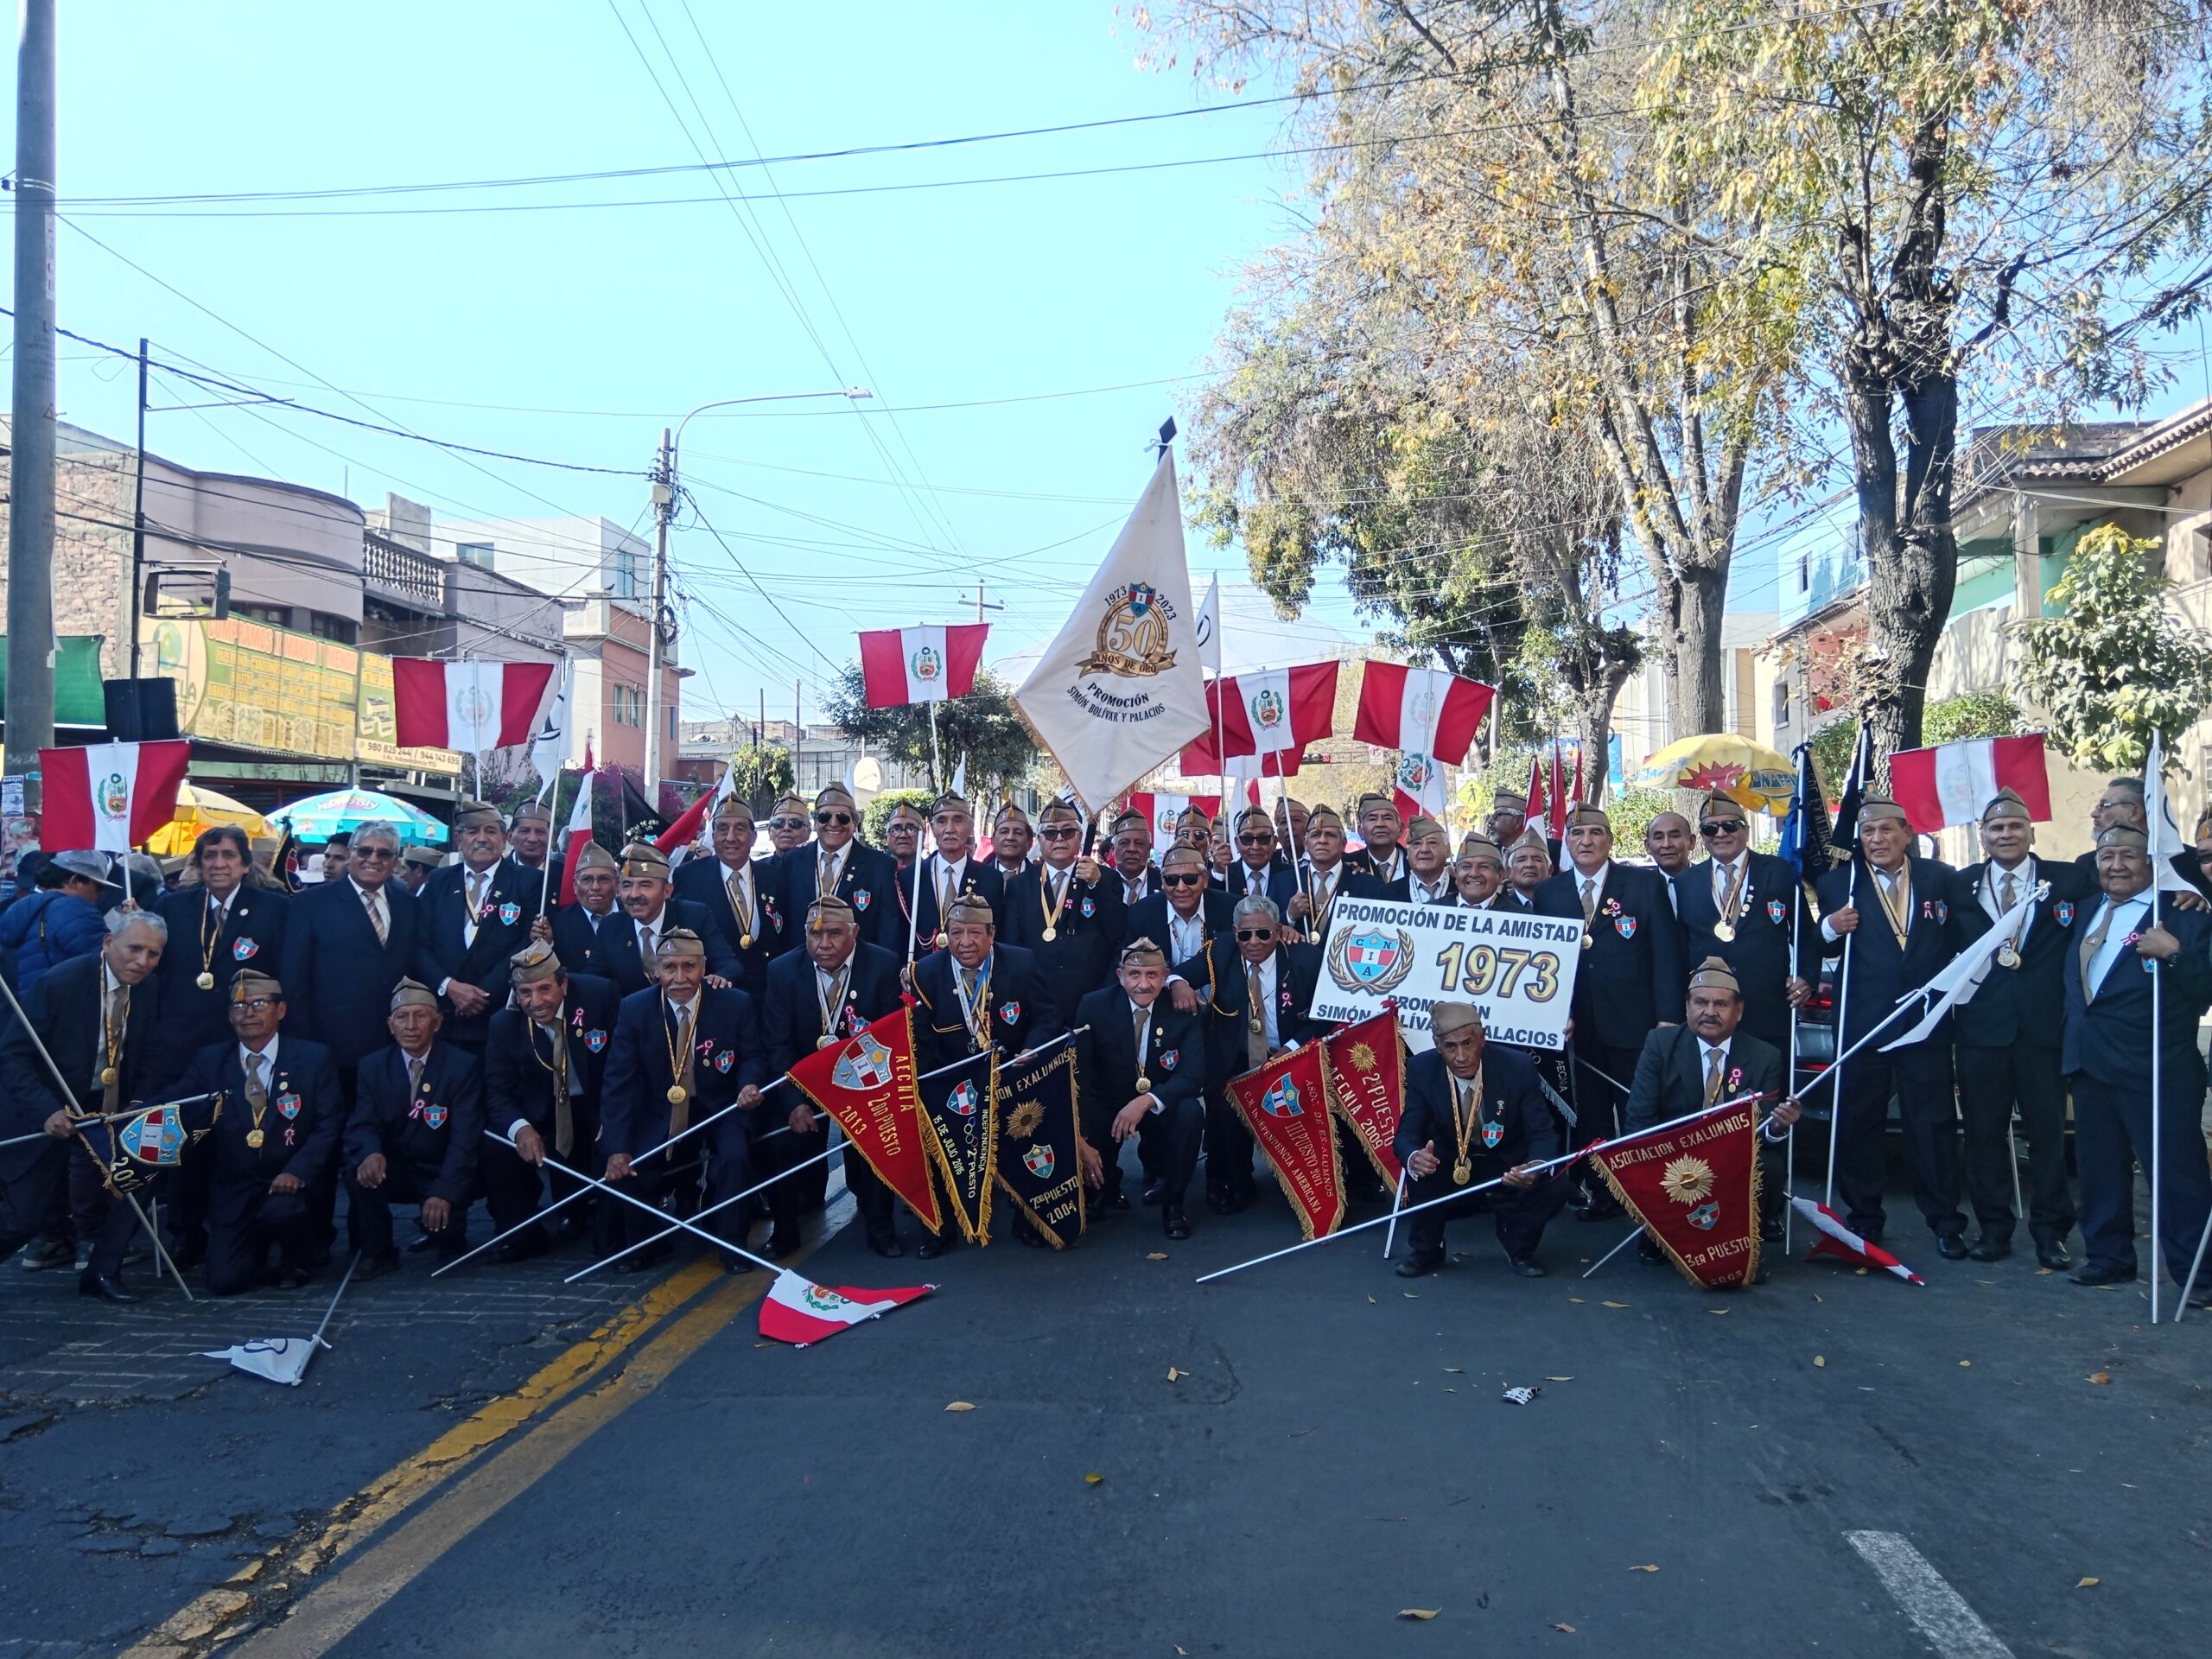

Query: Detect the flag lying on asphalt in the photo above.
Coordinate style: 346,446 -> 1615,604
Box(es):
758,1271 -> 934,1347
202,1337 -> 327,1388
1791,1197 -> 1923,1285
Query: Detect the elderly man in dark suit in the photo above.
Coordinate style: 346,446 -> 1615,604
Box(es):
1224,805 -> 1299,912
1001,800 -> 1124,1024
413,801 -> 543,1052
1290,804 -> 1382,939
594,841 -> 740,998
1624,957 -> 1797,1253
1392,1001 -> 1565,1278
774,785 -> 902,953
1536,803 -> 1685,1217
478,943 -> 620,1261
1672,792 -> 1817,1054
1076,938 -> 1206,1239
277,820 -> 423,1078
671,797 -> 786,997
1200,894 -> 1326,1215
0,909 -> 175,1300
543,840 -> 624,982
344,979 -> 485,1274
159,969 -> 342,1293
907,791 -> 1005,964
2060,824 -> 2212,1303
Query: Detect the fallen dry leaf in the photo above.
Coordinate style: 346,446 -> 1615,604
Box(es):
1814,1356 -> 1827,1368
1545,1376 -> 1574,1382
1707,1307 -> 1731,1316
1397,1608 -> 1440,1621
1368,1294 -> 1378,1305
1855,1266 -> 1869,1276
1630,1564 -> 1659,1573
2036,1267 -> 2056,1276
1553,1622 -> 1577,1634
1568,1296 -> 1585,1304
1167,1367 -> 1185,1382
944,1401 -> 976,1412
1084,1472 -> 1103,1484
1444,1367 -> 1465,1374
1812,1293 -> 1823,1303
2077,1577 -> 2099,1588
1147,1252 -> 1169,1261
1602,1300 -> 1630,1309
1403,1292 -> 1420,1299
1959,1360 -> 1972,1368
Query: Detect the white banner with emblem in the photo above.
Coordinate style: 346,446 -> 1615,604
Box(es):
1309,896 -> 1583,1052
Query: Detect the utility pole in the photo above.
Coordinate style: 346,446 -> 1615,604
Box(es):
5,0 -> 58,784
129,338 -> 148,679
644,426 -> 672,792
959,583 -> 1006,626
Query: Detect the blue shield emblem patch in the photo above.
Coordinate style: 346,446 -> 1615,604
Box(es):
1023,1144 -> 1055,1179
1344,930 -> 1401,985
1614,915 -> 1637,940
853,889 -> 872,911
1261,1077 -> 1304,1117
1000,1001 -> 1021,1024
946,1079 -> 979,1117
419,1104 -> 448,1131
499,901 -> 522,926
715,1050 -> 734,1073
2056,901 -> 2075,926
1080,895 -> 1095,918
1687,1201 -> 1719,1231
232,937 -> 259,961
832,1033 -> 895,1090
276,1092 -> 301,1120
1482,1119 -> 1503,1148
118,1105 -> 186,1166
585,1028 -> 607,1053
1766,899 -> 1786,926
1160,1048 -> 1179,1071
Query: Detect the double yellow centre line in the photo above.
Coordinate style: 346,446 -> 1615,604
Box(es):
124,1209 -> 831,1658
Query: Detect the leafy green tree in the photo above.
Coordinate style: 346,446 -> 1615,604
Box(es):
862,788 -> 936,849
719,744 -> 795,817
2012,525 -> 2212,772
824,665 -> 1035,796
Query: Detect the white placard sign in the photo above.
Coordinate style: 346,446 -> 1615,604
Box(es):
1310,896 -> 1582,1052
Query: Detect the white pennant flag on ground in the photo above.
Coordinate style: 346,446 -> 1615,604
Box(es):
758,1270 -> 934,1347
1014,451 -> 1211,812
201,1337 -> 327,1388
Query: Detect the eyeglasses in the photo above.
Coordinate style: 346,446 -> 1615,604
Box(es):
813,811 -> 852,827
1234,928 -> 1274,942
1039,825 -> 1080,840
766,817 -> 806,832
351,847 -> 395,861
1161,871 -> 1205,887
232,997 -> 277,1014
1237,833 -> 1274,847
1699,820 -> 1746,836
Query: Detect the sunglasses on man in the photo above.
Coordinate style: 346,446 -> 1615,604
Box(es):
1039,825 -> 1081,840
1161,871 -> 1206,887
1236,833 -> 1274,848
1699,819 -> 1746,836
766,816 -> 807,832
1234,927 -> 1274,942
813,811 -> 853,827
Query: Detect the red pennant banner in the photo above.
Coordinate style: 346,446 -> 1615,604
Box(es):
1590,1102 -> 1762,1288
1227,1042 -> 1346,1241
1319,1010 -> 1405,1187
785,1003 -> 943,1235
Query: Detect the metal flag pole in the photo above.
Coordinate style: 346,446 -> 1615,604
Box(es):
1581,1224 -> 1644,1279
0,1093 -> 219,1151
0,969 -> 194,1300
906,810 -> 931,966
1197,1090 -> 1777,1284
306,1249 -> 364,1353
1824,857 -> 1861,1208
1381,1165 -> 1408,1259
2176,1208 -> 2212,1321
564,1141 -> 845,1282
486,1133 -> 783,1275
1785,880 -> 1804,1257
927,700 -> 944,791
2151,879 -> 2164,1325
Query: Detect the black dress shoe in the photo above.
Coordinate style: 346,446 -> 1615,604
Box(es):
1395,1251 -> 1443,1278
1967,1236 -> 2012,1262
1637,1235 -> 1666,1264
765,1232 -> 802,1262
493,1233 -> 549,1264
1759,1221 -> 1785,1244
2035,1241 -> 2072,1271
719,1250 -> 753,1275
1935,1234 -> 1970,1261
868,1234 -> 907,1259
1103,1189 -> 1130,1212
404,1232 -> 439,1255
1205,1191 -> 1235,1217
1163,1205 -> 1192,1241
168,1236 -> 208,1271
551,1213 -> 592,1245
617,1240 -> 671,1274
1141,1179 -> 1167,1207
274,1264 -> 314,1290
77,1269 -> 139,1303
1506,1256 -> 1547,1278
916,1235 -> 951,1261
2070,1262 -> 2132,1286
356,1251 -> 402,1281
1578,1197 -> 1624,1223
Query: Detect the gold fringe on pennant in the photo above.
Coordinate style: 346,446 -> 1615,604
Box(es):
1229,1061 -> 1348,1244
918,1054 -> 999,1246
992,1044 -> 1085,1248
1593,1118 -> 1764,1291
786,1003 -> 944,1236
1319,1016 -> 1407,1192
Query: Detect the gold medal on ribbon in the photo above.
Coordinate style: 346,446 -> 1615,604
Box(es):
1713,920 -> 1735,944
1580,932 -> 1594,951
1452,1158 -> 1471,1185
100,1066 -> 118,1087
935,931 -> 950,949
245,1128 -> 264,1148
816,1034 -> 838,1050
739,933 -> 753,950
1041,925 -> 1058,943
1135,1074 -> 1152,1094
196,971 -> 216,990
666,1084 -> 688,1106
1996,942 -> 2021,969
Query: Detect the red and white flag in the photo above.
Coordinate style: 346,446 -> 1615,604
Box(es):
39,741 -> 191,854
1887,734 -> 2050,830
1355,661 -> 1494,763
1525,751 -> 1548,830
391,659 -> 557,753
557,772 -> 594,907
1791,1198 -> 1923,1285
1180,728 -> 1302,779
758,1269 -> 934,1347
1205,663 -> 1338,760
858,624 -> 988,709
1125,791 -> 1222,842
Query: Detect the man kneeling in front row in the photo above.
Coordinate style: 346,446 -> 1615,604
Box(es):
1393,1001 -> 1566,1278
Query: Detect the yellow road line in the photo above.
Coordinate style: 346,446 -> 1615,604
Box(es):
118,1255 -> 721,1658
228,1271 -> 770,1659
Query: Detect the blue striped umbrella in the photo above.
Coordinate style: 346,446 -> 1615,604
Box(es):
269,788 -> 448,846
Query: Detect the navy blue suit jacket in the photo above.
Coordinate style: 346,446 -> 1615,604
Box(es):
906,855 -> 1006,962
1001,862 -> 1125,1031
278,879 -> 425,1068
760,943 -> 905,1077
1814,857 -> 1961,1049
1535,861 -> 1685,1049
909,944 -> 1059,1074
343,1040 -> 484,1203
550,903 -> 626,988
2060,893 -> 2212,1095
482,973 -> 620,1150
774,840 -> 904,953
412,859 -> 544,1045
672,855 -> 790,997
165,1034 -> 343,1190
1669,852 -> 1818,1052
1393,1046 -> 1556,1176
600,984 -> 766,1159
154,884 -> 289,1052
588,899 -> 742,1000
1943,856 -> 2092,1052
1074,987 -> 1205,1140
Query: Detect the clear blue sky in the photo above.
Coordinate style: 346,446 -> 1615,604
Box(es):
7,0 -> 1360,722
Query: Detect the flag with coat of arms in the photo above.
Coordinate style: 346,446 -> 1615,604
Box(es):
39,741 -> 192,855
759,1270 -> 935,1347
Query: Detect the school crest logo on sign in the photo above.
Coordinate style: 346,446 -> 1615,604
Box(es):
1023,1143 -> 1056,1179
1261,1077 -> 1305,1118
832,1033 -> 897,1091
1328,926 -> 1416,995
911,645 -> 942,683
1078,581 -> 1179,678
945,1078 -> 980,1118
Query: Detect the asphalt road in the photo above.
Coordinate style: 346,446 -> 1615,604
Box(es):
3,1161 -> 2208,1659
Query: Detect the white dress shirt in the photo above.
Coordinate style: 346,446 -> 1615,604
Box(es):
2085,893 -> 2153,989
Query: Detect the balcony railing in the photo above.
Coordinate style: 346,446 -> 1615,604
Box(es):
364,529 -> 446,609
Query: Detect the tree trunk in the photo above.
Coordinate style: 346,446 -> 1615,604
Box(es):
1662,560 -> 1728,739
1575,667 -> 1630,806
1854,368 -> 1960,772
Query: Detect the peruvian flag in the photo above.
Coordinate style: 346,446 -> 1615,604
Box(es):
1181,727 -> 1302,779
758,1269 -> 933,1347
1204,663 -> 1338,760
1526,744 -> 1580,838
391,659 -> 558,752
858,624 -> 989,709
557,772 -> 594,907
1355,662 -> 1494,763
1525,750 -> 1548,830
1126,791 -> 1221,843
40,741 -> 191,854
1791,1197 -> 1923,1285
1887,734 -> 2050,830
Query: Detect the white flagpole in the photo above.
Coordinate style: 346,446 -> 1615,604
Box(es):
1824,858 -> 1860,1209
1786,878 -> 1805,1256
2152,878 -> 2164,1325
1381,1165 -> 1408,1258
926,700 -> 944,791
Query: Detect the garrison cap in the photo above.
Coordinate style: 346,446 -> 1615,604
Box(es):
815,784 -> 857,810
1858,796 -> 1910,827
1109,809 -> 1146,835
1688,956 -> 1740,995
620,842 -> 671,880
1491,789 -> 1528,814
402,845 -> 442,872
390,977 -> 439,1012
885,799 -> 926,825
931,791 -> 972,817
1120,937 -> 1167,969
509,802 -> 553,828
572,839 -> 618,874
1459,835 -> 1503,865
772,792 -> 809,817
509,940 -> 564,984
1565,804 -> 1611,830
808,893 -> 856,927
230,969 -> 283,1002
1355,791 -> 1396,817
1980,787 -> 2031,825
1429,1001 -> 1484,1038
2095,823 -> 2150,851
1039,799 -> 1083,825
1160,843 -> 1207,870
1236,805 -> 1275,833
453,799 -> 503,830
1406,815 -> 1447,842
1698,793 -> 1749,825
712,794 -> 755,823
655,926 -> 707,958
1306,804 -> 1344,831
946,893 -> 995,927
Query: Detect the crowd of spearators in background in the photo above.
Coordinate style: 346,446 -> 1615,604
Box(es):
0,773 -> 2203,1307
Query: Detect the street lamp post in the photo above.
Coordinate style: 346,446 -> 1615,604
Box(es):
643,387 -> 872,793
